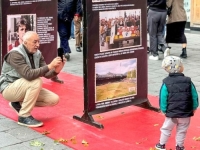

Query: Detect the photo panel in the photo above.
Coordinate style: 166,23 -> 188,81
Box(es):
95,58 -> 137,103
99,9 -> 141,52
7,14 -> 36,52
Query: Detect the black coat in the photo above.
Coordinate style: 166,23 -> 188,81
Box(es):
58,0 -> 82,21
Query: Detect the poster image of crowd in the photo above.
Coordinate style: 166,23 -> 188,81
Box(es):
95,58 -> 137,102
7,14 -> 36,52
100,9 -> 141,52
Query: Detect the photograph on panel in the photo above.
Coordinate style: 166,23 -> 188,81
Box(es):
100,9 -> 141,52
95,58 -> 137,102
7,14 -> 36,52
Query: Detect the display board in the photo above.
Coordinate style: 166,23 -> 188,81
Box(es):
73,0 -> 159,129
1,0 -> 57,64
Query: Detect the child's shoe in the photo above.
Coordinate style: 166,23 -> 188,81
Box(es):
155,143 -> 166,150
176,145 -> 185,150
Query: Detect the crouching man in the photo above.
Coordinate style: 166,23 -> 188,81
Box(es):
0,31 -> 66,127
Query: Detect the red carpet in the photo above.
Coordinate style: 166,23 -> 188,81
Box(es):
0,72 -> 200,150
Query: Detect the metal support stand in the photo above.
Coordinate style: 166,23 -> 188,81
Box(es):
136,101 -> 160,112
73,112 -> 104,129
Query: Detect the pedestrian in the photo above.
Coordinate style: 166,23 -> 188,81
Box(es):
155,56 -> 199,150
166,0 -> 187,58
147,0 -> 170,60
57,0 -> 82,60
0,31 -> 66,127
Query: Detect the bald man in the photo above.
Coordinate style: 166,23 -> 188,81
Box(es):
0,31 -> 66,127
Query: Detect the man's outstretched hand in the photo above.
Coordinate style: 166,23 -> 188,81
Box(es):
51,76 -> 64,84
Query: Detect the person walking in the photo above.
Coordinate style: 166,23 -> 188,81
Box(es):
147,0 -> 170,60
166,0 -> 187,58
155,56 -> 199,150
57,0 -> 82,60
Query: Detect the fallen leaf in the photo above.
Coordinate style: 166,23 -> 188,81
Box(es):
135,142 -> 141,144
121,112 -> 125,114
58,138 -> 68,143
193,136 -> 200,141
30,140 -> 45,147
70,136 -> 77,144
82,140 -> 89,147
41,130 -> 50,135
96,115 -> 104,119
154,124 -> 159,127
191,146 -> 196,148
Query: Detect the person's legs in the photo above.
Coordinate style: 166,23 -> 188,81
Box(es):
71,20 -> 75,39
36,88 -> 59,107
176,118 -> 190,148
159,117 -> 176,145
157,11 -> 169,58
74,18 -> 82,52
148,10 -> 159,58
2,78 -> 43,117
58,19 -> 71,55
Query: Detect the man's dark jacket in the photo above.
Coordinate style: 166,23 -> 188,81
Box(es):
58,0 -> 82,22
147,0 -> 166,12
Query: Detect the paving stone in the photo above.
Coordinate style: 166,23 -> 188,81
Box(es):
0,132 -> 21,148
22,137 -> 73,150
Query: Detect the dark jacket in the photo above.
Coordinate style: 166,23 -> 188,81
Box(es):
58,0 -> 82,22
147,0 -> 167,12
160,73 -> 199,118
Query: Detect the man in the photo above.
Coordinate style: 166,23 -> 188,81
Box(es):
9,18 -> 63,84
8,18 -> 31,51
147,0 -> 169,60
0,31 -> 66,127
58,0 -> 82,60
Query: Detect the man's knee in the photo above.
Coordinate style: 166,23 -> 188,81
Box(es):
50,94 -> 60,106
31,78 -> 43,89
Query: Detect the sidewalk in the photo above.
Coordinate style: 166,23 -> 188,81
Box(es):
0,31 -> 200,149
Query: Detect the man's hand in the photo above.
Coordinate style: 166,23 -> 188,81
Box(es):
54,56 -> 66,73
74,16 -> 81,21
48,57 -> 62,70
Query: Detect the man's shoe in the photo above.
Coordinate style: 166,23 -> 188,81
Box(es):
65,53 -> 70,60
149,55 -> 159,60
80,42 -> 82,47
76,47 -> 82,52
147,47 -> 150,53
51,76 -> 64,84
9,102 -> 21,114
155,143 -> 166,150
18,116 -> 43,127
164,47 -> 170,58
176,145 -> 185,150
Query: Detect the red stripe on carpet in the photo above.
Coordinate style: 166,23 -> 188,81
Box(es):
0,72 -> 200,150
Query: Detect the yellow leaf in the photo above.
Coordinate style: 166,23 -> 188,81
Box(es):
82,140 -> 89,147
70,136 -> 77,144
41,130 -> 50,135
96,115 -> 104,119
154,124 -> 159,127
54,138 -> 68,143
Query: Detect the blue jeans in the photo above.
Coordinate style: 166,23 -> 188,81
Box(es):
71,20 -> 75,38
58,19 -> 71,53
